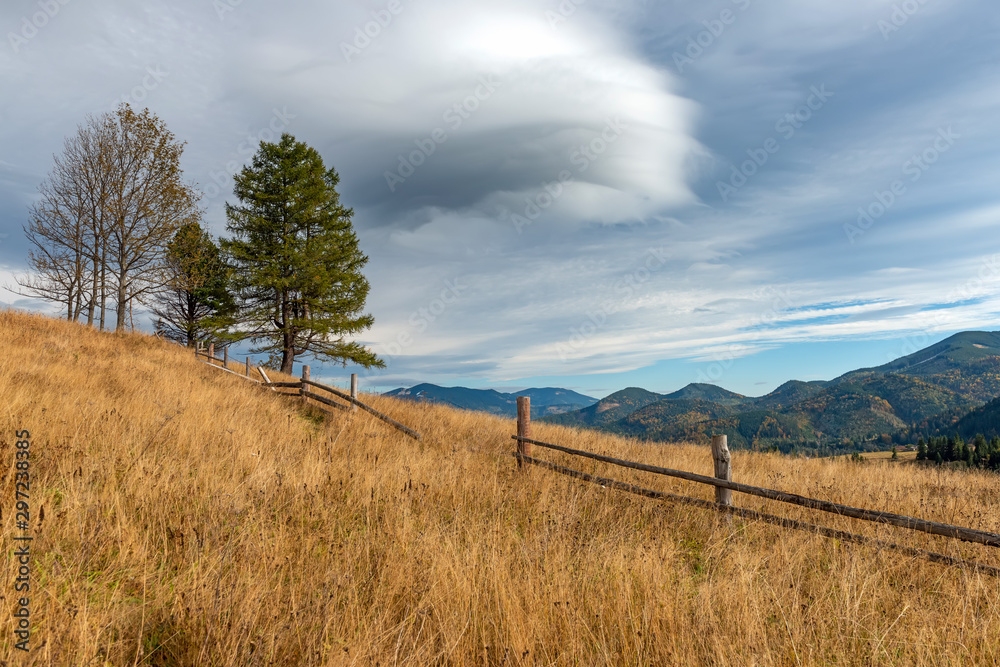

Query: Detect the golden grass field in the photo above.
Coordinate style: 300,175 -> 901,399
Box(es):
3,309 -> 1000,665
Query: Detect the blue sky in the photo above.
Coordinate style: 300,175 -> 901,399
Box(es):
2,0 -> 999,399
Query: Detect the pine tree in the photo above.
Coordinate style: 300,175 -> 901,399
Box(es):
152,222 -> 235,347
916,437 -> 927,461
223,134 -> 383,374
973,434 -> 987,466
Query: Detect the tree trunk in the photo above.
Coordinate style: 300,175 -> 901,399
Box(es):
116,273 -> 127,331
281,345 -> 295,375
279,296 -> 294,374
99,247 -> 107,331
87,253 -> 98,326
73,281 -> 83,321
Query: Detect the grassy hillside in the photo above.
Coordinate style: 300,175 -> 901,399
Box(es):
4,309 -> 1000,664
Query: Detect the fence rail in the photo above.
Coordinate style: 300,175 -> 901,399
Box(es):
194,342 -> 421,440
512,435 -> 1000,548
513,398 -> 1000,576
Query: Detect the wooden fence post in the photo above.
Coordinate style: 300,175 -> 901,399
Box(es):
208,343 -> 215,364
301,366 -> 310,399
711,435 -> 732,507
245,357 -> 251,377
350,373 -> 358,413
516,397 -> 532,469
223,346 -> 228,369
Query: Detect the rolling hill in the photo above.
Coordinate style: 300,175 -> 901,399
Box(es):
384,383 -> 597,417
837,331 -> 1000,403
661,382 -> 749,406
543,387 -> 664,427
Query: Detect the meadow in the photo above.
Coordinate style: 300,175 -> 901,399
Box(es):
3,309 -> 1000,665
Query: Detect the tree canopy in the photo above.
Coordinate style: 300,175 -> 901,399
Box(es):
153,222 -> 235,347
223,134 -> 382,374
15,104 -> 200,330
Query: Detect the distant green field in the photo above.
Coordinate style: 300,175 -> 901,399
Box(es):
858,449 -> 919,461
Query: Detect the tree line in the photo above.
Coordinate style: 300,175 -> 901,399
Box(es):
915,434 -> 1000,471
15,104 -> 383,375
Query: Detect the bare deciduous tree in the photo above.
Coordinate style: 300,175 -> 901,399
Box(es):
15,104 -> 200,331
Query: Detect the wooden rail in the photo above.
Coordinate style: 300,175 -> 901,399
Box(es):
512,397 -> 1000,576
512,434 -> 1000,549
301,389 -> 348,412
515,452 -> 1000,577
194,346 -> 420,440
301,378 -> 421,440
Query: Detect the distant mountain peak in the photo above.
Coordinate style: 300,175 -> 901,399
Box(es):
383,384 -> 597,417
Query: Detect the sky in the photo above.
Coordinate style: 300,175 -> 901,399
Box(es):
2,0 -> 999,399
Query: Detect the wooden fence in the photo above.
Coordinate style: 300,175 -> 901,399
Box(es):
512,397 -> 1000,577
194,342 -> 421,440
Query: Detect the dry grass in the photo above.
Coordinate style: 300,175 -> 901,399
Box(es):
2,309 -> 1000,665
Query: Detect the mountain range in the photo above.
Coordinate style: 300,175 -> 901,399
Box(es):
383,383 -> 598,417
544,331 -> 1000,453
387,331 -> 1000,454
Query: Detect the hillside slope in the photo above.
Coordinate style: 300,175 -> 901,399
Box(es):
3,310 -> 1000,665
543,386 -> 663,427
838,330 -> 1000,403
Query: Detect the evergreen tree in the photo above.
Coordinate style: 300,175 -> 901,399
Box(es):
945,436 -> 956,462
152,222 -> 235,347
973,434 -> 987,466
223,134 -> 383,374
916,437 -> 927,461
